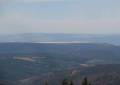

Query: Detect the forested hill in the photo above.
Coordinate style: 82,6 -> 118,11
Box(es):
0,43 -> 120,85
0,43 -> 120,64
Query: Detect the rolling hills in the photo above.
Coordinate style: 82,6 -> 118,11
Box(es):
0,43 -> 120,85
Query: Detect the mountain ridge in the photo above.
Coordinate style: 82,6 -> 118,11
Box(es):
0,33 -> 120,45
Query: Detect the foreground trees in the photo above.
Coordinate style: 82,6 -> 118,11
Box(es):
82,77 -> 91,85
62,79 -> 69,85
44,77 -> 91,85
44,80 -> 48,85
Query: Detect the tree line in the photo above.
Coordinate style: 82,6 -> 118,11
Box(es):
44,77 -> 91,85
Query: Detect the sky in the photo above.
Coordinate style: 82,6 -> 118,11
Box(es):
0,0 -> 120,34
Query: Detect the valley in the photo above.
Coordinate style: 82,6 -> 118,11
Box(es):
0,43 -> 120,85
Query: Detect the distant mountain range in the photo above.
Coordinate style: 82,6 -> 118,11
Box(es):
0,33 -> 120,45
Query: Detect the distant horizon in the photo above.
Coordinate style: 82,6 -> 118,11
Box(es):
1,32 -> 120,35
0,32 -> 120,45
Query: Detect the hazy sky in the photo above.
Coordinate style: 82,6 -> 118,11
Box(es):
0,0 -> 120,34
